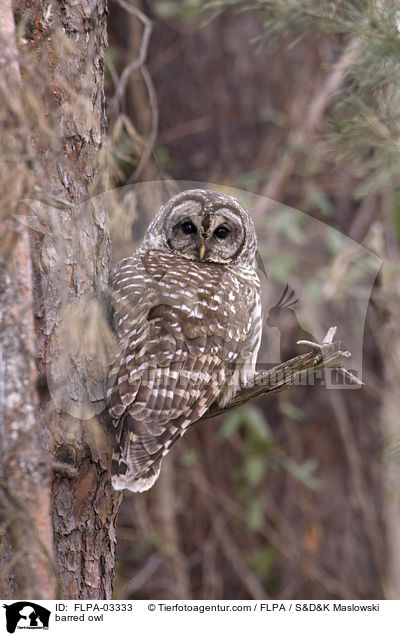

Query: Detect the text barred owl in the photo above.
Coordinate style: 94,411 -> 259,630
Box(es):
108,189 -> 262,491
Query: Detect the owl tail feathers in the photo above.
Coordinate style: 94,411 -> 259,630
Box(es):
111,458 -> 162,492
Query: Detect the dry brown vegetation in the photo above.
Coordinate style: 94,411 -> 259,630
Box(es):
0,0 -> 399,600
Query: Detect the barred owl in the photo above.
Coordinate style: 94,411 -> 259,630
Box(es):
108,189 -> 262,492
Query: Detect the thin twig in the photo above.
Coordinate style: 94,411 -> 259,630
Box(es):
195,471 -> 354,599
109,0 -> 152,112
126,554 -> 162,595
254,39 -> 357,212
212,512 -> 269,599
132,65 -> 159,180
110,0 -> 159,181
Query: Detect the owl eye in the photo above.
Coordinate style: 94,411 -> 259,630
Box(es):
214,225 -> 230,239
180,221 -> 197,235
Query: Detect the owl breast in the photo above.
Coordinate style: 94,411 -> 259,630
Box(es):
108,248 -> 261,491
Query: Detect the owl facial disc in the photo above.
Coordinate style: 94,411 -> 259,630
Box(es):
149,189 -> 256,265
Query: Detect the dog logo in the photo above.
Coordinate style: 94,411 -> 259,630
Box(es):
3,602 -> 50,633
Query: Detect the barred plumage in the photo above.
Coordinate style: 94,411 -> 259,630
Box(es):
108,189 -> 262,491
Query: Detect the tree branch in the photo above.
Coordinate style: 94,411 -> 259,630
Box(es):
202,327 -> 361,421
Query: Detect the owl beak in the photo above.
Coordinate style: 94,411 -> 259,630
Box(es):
199,244 -> 206,260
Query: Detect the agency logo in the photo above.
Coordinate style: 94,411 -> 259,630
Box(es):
3,602 -> 50,633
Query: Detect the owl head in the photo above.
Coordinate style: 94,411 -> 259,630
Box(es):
141,189 -> 257,266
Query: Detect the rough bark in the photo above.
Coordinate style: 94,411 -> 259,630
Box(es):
0,0 -> 56,599
22,0 -> 122,598
0,0 -> 123,599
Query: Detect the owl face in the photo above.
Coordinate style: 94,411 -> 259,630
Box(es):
142,189 -> 257,266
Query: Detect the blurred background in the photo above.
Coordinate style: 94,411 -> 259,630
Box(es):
105,0 -> 400,599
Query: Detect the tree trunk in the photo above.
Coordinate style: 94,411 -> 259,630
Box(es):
0,0 -> 122,598
0,0 -> 56,599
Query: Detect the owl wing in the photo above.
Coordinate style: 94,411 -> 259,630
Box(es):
108,250 -> 252,492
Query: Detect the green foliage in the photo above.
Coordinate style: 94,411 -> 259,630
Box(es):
219,404 -> 320,585
104,47 -> 119,82
219,404 -> 272,444
244,497 -> 265,532
279,399 -> 305,422
221,404 -> 320,515
236,169 -> 268,189
393,190 -> 400,243
325,226 -> 347,255
220,406 -> 271,533
258,107 -> 287,127
267,210 -> 308,245
304,189 -> 333,217
247,545 -> 276,581
243,455 -> 268,487
205,0 -> 400,197
154,145 -> 171,169
265,252 -> 297,280
154,0 -> 206,20
180,448 -> 200,467
281,457 -> 320,491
